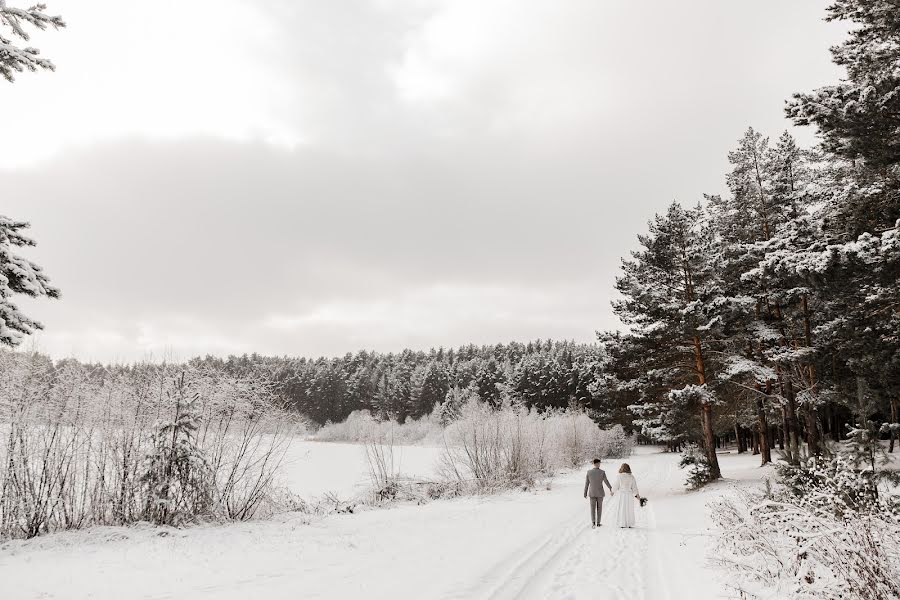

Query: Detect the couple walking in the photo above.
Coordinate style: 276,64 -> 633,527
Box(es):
583,459 -> 640,528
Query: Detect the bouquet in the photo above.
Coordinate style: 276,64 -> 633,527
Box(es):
638,496 -> 648,507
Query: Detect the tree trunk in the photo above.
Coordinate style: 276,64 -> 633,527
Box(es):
701,404 -> 720,478
784,378 -> 801,464
890,398 -> 897,453
735,423 -> 746,453
694,336 -> 721,479
781,407 -> 793,461
756,395 -> 771,465
805,405 -> 821,457
831,406 -> 841,441
800,295 -> 821,457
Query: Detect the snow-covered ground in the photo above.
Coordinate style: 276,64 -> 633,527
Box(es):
278,440 -> 443,499
0,445 -> 771,600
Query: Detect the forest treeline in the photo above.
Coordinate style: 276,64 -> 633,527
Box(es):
186,341 -> 619,427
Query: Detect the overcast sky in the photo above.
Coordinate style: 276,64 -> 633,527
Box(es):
4,0 -> 845,362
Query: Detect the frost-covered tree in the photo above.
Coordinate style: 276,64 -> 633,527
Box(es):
709,129 -> 827,463
787,0 -> 900,235
781,0 -> 900,450
787,0 -> 900,170
0,1 -> 65,82
613,202 -> 724,479
2,3 -> 64,345
0,216 -> 60,347
413,360 -> 450,417
141,373 -> 213,526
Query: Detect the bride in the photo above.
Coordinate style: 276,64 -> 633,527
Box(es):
612,463 -> 640,528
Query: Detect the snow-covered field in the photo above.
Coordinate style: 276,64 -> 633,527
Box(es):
278,440 -> 443,499
0,444 -> 771,600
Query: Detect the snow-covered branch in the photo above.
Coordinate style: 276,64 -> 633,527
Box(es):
0,1 -> 65,81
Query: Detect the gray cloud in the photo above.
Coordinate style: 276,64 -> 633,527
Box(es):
4,0 -> 846,361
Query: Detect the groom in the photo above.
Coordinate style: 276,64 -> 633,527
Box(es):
583,458 -> 613,528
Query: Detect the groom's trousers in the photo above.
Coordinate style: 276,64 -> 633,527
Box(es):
589,496 -> 603,524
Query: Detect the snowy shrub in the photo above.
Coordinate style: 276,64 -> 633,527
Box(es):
712,440 -> 900,600
438,398 -> 630,492
774,455 -> 899,519
712,490 -> 900,600
364,439 -> 400,501
439,385 -> 478,425
140,374 -> 213,526
0,352 -> 295,540
679,443 -> 714,489
438,399 -> 533,489
772,421 -> 900,520
557,410 -> 604,467
314,407 -> 443,445
597,424 -> 633,459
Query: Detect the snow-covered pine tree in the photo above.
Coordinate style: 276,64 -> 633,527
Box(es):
141,373 -> 212,526
707,130 -> 779,465
785,0 -> 900,450
599,331 -> 692,451
439,384 -> 478,426
0,1 -> 65,82
0,216 -> 60,347
765,134 -> 825,458
474,357 -> 505,407
613,201 -> 724,479
413,360 -> 450,416
787,0 -> 900,171
769,131 -> 807,221
711,128 -> 828,463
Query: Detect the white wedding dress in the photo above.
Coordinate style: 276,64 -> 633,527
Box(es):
612,472 -> 640,528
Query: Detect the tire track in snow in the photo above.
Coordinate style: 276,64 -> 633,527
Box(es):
542,500 -> 650,600
452,453 -> 677,600
442,502 -> 587,600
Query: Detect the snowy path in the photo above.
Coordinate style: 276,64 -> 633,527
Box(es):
0,447 -> 769,600
454,447 -> 682,600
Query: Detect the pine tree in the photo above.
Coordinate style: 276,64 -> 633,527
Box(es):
0,1 -> 65,82
780,0 -> 900,453
0,216 -> 60,347
613,202 -> 723,479
414,360 -> 450,416
141,373 -> 212,526
787,0 -> 900,170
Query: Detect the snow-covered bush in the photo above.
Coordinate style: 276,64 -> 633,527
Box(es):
0,352 -> 296,540
314,407 -> 443,445
438,398 -> 631,491
712,490 -> 900,600
711,442 -> 900,599
679,443 -> 715,489
597,424 -> 633,459
141,374 -> 213,526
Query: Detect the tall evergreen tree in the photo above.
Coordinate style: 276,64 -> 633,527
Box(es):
787,0 -> 900,171
614,202 -> 724,479
0,216 -> 60,347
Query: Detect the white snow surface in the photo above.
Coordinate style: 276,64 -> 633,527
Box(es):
0,445 -> 771,600
279,440 -> 443,499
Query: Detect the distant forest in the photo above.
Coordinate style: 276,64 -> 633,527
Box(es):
187,340 -> 621,426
